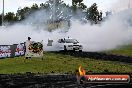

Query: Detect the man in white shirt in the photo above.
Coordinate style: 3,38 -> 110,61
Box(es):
25,37 -> 32,59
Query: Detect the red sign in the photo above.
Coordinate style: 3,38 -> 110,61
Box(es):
83,75 -> 130,83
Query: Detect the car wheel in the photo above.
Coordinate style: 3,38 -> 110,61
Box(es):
73,48 -> 75,52
79,50 -> 82,52
64,46 -> 67,51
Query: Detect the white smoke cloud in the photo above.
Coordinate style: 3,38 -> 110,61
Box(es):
0,8 -> 132,51
67,9 -> 132,51
112,0 -> 132,12
0,23 -> 65,51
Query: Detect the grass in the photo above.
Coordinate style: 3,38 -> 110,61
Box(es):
104,45 -> 132,56
0,52 -> 131,74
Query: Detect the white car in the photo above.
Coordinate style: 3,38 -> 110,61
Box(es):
57,38 -> 83,52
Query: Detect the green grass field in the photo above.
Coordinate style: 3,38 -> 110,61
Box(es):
0,52 -> 132,74
105,45 -> 132,56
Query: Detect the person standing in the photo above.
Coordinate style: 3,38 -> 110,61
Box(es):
25,37 -> 32,60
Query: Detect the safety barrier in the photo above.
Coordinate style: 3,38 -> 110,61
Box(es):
0,43 -> 25,58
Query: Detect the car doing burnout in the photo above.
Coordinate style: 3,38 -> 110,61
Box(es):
58,38 -> 83,51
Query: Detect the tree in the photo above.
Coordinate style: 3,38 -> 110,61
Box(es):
31,3 -> 39,10
86,3 -> 102,24
72,0 -> 87,12
72,0 -> 83,6
79,3 -> 87,10
40,3 -> 49,9
16,7 -> 31,20
4,12 -> 17,22
0,0 -> 104,26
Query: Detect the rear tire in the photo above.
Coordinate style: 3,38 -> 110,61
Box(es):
79,50 -> 82,52
73,48 -> 76,52
64,46 -> 67,51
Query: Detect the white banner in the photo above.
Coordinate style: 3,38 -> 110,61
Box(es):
15,44 -> 25,56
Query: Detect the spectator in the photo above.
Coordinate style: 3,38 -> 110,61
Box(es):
25,37 -> 32,60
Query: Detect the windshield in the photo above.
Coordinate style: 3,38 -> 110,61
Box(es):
65,39 -> 79,43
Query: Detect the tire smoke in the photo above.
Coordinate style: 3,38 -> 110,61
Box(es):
0,8 -> 132,51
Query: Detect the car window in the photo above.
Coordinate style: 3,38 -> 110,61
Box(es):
65,39 -> 79,43
58,39 -> 65,43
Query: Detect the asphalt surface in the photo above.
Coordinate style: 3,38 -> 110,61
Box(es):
54,51 -> 132,64
0,51 -> 132,88
0,73 -> 132,88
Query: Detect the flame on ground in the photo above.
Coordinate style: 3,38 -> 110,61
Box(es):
79,66 -> 86,76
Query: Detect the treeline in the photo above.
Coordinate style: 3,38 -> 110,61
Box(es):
0,0 -> 103,25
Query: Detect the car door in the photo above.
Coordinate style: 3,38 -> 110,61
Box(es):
57,39 -> 65,50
